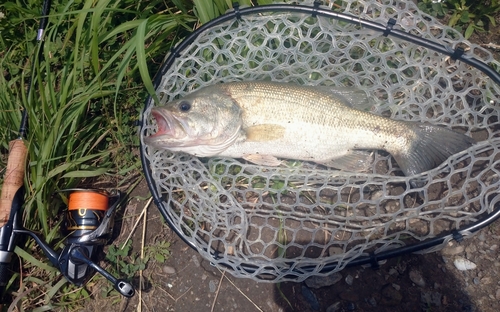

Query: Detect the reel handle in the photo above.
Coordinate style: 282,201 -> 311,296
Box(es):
70,247 -> 134,297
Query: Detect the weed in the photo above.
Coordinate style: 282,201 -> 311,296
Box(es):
418,0 -> 500,39
1,0 -> 194,307
106,240 -> 144,280
144,241 -> 171,263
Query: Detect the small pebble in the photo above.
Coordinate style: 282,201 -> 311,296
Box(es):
301,285 -> 320,311
409,269 -> 426,287
192,255 -> 200,267
380,284 -> 402,306
326,302 -> 340,312
478,233 -> 486,242
481,277 -> 492,285
305,273 -> 343,289
162,266 -> 176,274
454,257 -> 477,271
473,277 -> 480,285
490,244 -> 498,251
392,283 -> 401,291
496,288 -> 500,300
441,245 -> 464,256
209,280 -> 218,292
328,247 -> 344,256
346,302 -> 356,311
345,274 -> 354,286
367,297 -> 377,307
465,245 -> 477,254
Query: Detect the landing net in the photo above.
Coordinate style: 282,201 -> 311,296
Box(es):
140,0 -> 500,282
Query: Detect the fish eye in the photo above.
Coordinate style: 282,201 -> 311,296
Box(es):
179,101 -> 191,112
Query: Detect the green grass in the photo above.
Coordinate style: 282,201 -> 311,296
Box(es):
418,0 -> 500,39
0,0 -> 197,309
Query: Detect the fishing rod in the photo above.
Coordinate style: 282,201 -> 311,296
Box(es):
0,0 -> 50,305
0,0 -> 134,305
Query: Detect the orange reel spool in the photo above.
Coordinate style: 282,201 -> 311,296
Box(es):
65,190 -> 110,233
68,190 -> 109,211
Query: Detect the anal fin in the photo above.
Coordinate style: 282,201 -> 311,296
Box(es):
318,150 -> 374,172
243,154 -> 282,166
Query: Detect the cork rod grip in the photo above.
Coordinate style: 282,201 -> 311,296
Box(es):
0,139 -> 28,227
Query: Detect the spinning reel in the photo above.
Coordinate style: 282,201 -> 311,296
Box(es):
14,189 -> 134,297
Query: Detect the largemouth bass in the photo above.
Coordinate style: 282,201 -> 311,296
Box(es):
144,81 -> 475,176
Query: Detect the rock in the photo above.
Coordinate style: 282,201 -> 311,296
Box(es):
346,302 -> 356,311
326,302 -> 340,312
345,274 -> 354,286
392,283 -> 400,291
478,232 -> 486,242
454,257 -> 477,271
465,244 -> 477,254
441,245 -> 464,256
328,247 -> 344,256
480,277 -> 492,285
208,280 -> 218,292
191,255 -> 200,267
366,296 -> 377,307
371,190 -> 384,200
409,269 -> 426,287
380,284 -> 403,306
421,291 -> 442,307
473,277 -> 480,285
301,285 -> 320,311
305,273 -> 342,289
339,291 -> 359,302
162,266 -> 176,274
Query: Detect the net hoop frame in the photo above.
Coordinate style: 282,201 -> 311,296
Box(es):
139,2 -> 500,280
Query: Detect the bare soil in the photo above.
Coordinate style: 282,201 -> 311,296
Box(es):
80,178 -> 500,312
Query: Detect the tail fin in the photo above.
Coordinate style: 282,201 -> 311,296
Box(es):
392,123 -> 475,176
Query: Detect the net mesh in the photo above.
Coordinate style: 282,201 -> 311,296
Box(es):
140,0 -> 500,282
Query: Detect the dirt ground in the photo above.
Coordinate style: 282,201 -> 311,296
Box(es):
79,178 -> 500,312
84,9 -> 500,312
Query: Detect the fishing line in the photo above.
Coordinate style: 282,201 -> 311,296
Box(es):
68,190 -> 110,211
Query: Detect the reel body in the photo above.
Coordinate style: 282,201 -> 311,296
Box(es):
14,189 -> 134,297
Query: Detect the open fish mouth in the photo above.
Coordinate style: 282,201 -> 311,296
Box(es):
146,108 -> 189,141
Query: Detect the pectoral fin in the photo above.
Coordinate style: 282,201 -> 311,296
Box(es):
318,150 -> 374,172
245,124 -> 285,142
243,154 -> 282,166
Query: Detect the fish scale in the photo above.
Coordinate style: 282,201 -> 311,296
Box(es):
218,81 -> 412,161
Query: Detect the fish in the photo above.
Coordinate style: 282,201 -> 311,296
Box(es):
144,81 -> 475,176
